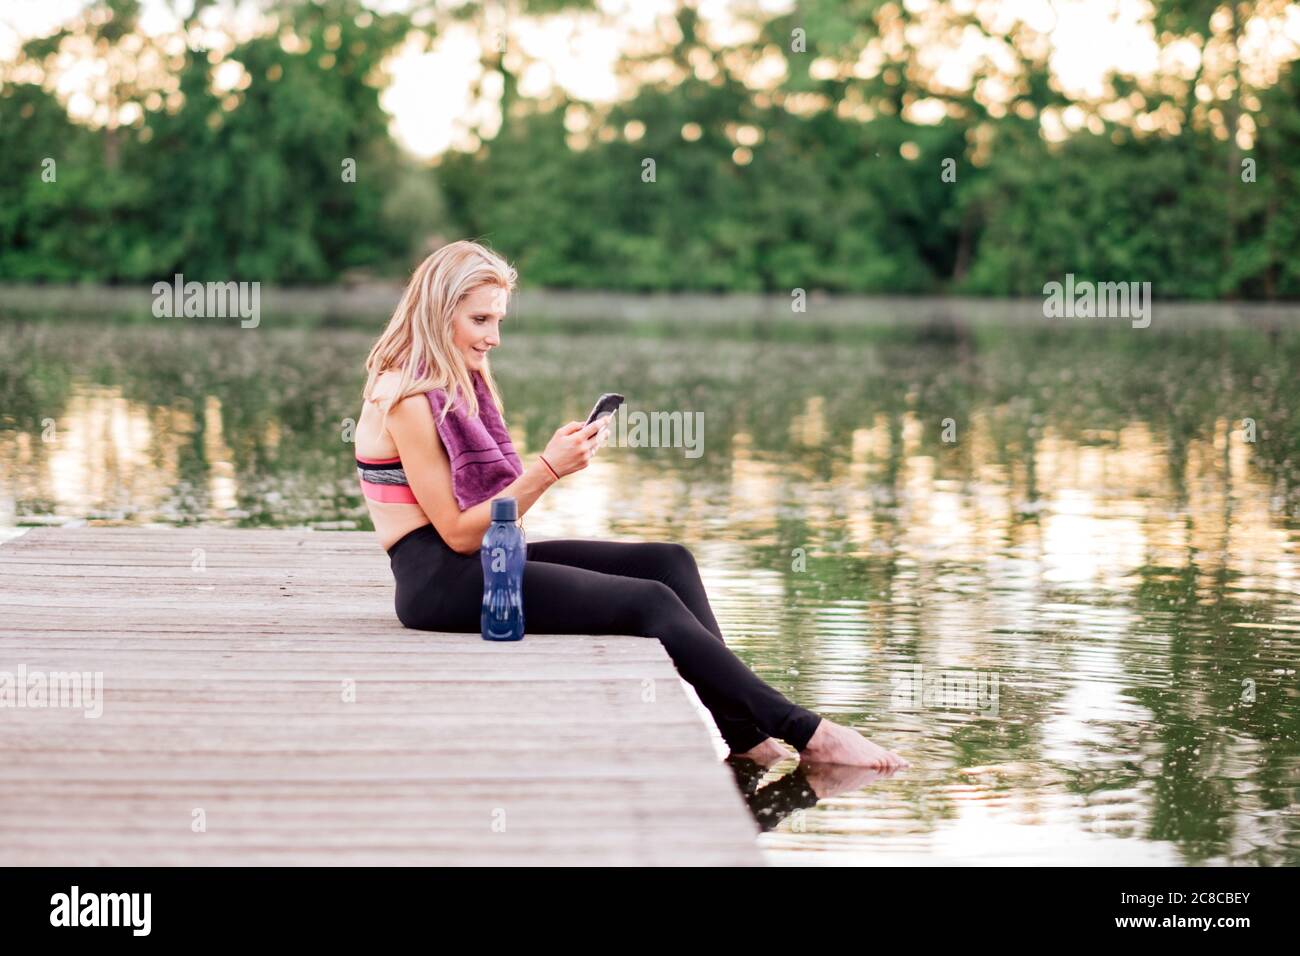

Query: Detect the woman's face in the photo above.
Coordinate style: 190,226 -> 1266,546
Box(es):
451,284 -> 509,372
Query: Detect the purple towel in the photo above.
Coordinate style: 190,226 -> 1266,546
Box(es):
425,369 -> 524,511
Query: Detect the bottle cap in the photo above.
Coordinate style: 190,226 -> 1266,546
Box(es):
490,497 -> 517,522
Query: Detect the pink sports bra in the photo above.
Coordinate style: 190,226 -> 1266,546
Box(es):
356,453 -> 417,505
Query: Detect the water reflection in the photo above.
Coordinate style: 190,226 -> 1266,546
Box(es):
0,381 -> 246,527
0,318 -> 1296,863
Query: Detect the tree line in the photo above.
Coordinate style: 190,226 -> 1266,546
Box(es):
1,0 -> 1296,298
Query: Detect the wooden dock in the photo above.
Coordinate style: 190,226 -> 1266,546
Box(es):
0,527 -> 764,865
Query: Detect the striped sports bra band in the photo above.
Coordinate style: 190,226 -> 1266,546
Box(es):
356,453 -> 417,505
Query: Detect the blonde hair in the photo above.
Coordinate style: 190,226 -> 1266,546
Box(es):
363,240 -> 517,430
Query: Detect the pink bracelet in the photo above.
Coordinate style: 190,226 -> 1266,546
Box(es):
539,455 -> 561,481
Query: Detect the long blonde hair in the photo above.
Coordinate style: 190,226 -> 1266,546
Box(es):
363,240 -> 517,430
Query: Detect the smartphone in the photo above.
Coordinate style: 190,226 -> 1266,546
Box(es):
584,392 -> 624,426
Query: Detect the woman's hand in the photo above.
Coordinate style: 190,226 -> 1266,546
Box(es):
542,418 -> 609,477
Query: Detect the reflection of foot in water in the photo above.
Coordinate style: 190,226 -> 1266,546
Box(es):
730,736 -> 797,766
726,758 -> 818,832
726,758 -> 901,832
800,762 -> 900,799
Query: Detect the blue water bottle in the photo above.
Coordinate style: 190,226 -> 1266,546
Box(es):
481,497 -> 526,641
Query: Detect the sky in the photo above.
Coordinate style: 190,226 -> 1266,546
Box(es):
3,0 -> 1300,158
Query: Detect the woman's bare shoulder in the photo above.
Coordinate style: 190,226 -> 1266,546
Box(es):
367,370 -> 412,407
387,384 -> 434,422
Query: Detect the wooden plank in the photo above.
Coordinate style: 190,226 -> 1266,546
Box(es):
0,527 -> 763,866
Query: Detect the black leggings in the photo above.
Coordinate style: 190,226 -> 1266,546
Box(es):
387,523 -> 823,752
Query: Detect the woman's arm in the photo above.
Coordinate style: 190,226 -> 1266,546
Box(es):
386,393 -> 557,555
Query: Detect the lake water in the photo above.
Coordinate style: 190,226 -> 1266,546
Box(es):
2,314 -> 1297,865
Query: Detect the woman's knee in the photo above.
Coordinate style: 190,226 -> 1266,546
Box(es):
643,541 -> 697,575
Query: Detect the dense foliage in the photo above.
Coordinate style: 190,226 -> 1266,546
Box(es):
2,0 -> 1297,297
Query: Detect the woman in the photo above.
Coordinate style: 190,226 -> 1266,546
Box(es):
355,240 -> 906,769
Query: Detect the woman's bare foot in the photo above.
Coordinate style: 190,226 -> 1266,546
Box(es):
798,718 -> 908,769
730,737 -> 797,766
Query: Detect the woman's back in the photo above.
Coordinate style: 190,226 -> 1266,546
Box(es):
356,370 -> 431,550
